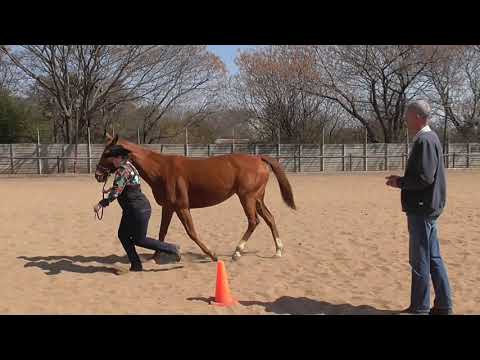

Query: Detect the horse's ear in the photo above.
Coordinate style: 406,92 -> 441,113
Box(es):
112,134 -> 119,145
105,132 -> 113,143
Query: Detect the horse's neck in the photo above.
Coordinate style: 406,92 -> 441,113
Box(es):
119,140 -> 165,185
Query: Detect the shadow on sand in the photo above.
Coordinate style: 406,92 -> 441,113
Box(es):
18,254 -> 183,276
187,295 -> 397,315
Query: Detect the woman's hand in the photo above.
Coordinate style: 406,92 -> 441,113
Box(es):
385,175 -> 401,188
102,187 -> 112,194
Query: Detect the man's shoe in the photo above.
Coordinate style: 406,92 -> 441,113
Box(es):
398,307 -> 429,315
429,308 -> 453,315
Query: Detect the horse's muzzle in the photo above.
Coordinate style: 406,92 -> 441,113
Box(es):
95,171 -> 108,183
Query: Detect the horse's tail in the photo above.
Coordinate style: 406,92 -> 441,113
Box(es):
260,155 -> 297,210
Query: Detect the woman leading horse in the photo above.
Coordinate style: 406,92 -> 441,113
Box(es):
94,144 -> 180,272
95,134 -> 296,263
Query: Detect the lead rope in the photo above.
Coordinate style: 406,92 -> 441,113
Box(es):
95,178 -> 108,221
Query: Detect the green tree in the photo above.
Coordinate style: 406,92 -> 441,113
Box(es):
0,91 -> 49,143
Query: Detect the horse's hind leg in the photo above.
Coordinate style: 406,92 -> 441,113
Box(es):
158,206 -> 174,242
232,195 -> 260,260
175,207 -> 218,262
257,199 -> 284,257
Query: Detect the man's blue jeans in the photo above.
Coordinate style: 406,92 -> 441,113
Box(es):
407,214 -> 453,313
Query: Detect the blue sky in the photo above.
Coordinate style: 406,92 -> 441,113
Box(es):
207,45 -> 258,75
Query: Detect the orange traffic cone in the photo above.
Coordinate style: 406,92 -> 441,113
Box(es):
212,260 -> 238,307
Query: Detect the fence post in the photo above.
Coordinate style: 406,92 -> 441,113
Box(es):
453,153 -> 456,168
320,128 -> 325,172
402,154 -> 405,170
364,128 -> 367,172
87,127 -> 92,174
74,142 -> 77,174
276,142 -> 281,163
62,145 -> 66,173
57,156 -> 60,173
37,128 -> 42,175
446,142 -> 449,168
385,144 -> 388,171
467,143 -> 471,168
294,146 -> 297,173
254,144 -> 258,156
298,144 -> 302,172
9,143 -> 14,174
160,144 -> 164,153
349,153 -> 353,171
318,144 -> 322,171
184,127 -> 189,157
406,127 -> 409,156
137,128 -> 141,144
342,144 -> 346,171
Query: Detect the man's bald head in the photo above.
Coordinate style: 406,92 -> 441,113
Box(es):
406,100 -> 432,121
405,100 -> 432,134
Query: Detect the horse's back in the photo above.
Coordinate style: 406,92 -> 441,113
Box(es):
181,153 -> 269,204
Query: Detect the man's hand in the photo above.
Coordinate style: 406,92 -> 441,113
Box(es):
102,187 -> 112,194
386,175 -> 401,188
93,202 -> 102,214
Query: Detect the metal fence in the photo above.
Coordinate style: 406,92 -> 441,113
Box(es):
1,141 -> 480,175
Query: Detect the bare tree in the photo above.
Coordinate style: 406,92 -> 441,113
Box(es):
426,46 -> 480,142
303,45 -> 436,143
232,46 -> 334,143
136,46 -> 226,143
0,45 -> 226,145
0,47 -> 23,94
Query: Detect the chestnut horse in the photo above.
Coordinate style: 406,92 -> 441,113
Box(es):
95,134 -> 296,261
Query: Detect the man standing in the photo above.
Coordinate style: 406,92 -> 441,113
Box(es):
386,100 -> 453,315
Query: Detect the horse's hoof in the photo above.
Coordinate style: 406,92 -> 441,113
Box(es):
274,251 -> 283,258
232,252 -> 241,261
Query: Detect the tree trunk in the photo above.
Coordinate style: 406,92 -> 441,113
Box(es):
64,116 -> 71,144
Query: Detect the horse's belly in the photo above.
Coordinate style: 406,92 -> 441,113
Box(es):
188,188 -> 235,209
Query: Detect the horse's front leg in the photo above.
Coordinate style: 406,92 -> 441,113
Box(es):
175,207 -> 218,262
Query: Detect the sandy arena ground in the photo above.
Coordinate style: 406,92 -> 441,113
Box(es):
1,171 -> 479,315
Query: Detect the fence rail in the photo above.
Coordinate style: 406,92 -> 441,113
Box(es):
3,124 -> 480,175
1,151 -> 479,175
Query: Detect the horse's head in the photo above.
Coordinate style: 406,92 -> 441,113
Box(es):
94,133 -> 130,183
